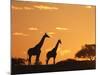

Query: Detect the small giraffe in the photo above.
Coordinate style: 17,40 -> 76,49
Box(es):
46,39 -> 62,64
27,33 -> 50,65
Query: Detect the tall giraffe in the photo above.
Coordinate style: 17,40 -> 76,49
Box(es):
27,33 -> 50,65
46,39 -> 62,64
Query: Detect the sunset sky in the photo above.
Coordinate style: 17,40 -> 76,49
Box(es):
12,0 -> 96,64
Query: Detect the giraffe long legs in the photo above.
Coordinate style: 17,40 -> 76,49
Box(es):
53,57 -> 56,64
35,53 -> 40,65
46,58 -> 50,65
28,55 -> 32,65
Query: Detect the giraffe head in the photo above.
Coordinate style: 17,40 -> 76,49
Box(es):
58,39 -> 62,44
44,33 -> 50,38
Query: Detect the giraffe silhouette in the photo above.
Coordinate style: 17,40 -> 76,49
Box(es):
27,33 -> 50,65
46,39 -> 62,64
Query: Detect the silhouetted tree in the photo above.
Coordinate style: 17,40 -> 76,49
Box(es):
75,44 -> 96,61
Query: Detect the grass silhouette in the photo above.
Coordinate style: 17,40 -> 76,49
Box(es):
11,58 -> 95,74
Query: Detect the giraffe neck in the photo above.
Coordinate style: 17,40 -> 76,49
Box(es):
37,36 -> 46,48
53,41 -> 60,52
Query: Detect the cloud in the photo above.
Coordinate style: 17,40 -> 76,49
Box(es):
39,32 -> 55,37
56,27 -> 68,31
47,32 -> 55,35
12,5 -> 58,11
47,32 -> 55,37
13,32 -> 28,36
12,6 -> 23,10
12,6 -> 34,10
85,5 -> 92,9
23,6 -> 34,10
28,27 -> 38,31
34,5 -> 58,10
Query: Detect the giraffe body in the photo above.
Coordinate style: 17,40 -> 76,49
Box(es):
27,33 -> 50,65
46,39 -> 62,64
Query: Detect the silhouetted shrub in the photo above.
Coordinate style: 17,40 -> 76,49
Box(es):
12,58 -> 26,65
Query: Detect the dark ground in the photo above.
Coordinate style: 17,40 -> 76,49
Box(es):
11,59 -> 96,74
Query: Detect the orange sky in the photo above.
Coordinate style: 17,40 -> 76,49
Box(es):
12,0 -> 96,64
